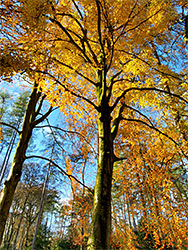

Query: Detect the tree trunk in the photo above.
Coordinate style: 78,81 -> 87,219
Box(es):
3,213 -> 15,249
0,128 -> 18,186
31,164 -> 50,250
18,226 -> 25,250
11,194 -> 29,250
87,80 -> 113,249
0,82 -> 41,245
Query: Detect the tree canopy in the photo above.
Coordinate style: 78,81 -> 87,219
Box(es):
0,0 -> 188,249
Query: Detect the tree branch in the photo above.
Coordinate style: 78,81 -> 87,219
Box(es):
123,7 -> 163,36
122,117 -> 179,146
114,0 -> 139,43
31,106 -> 55,127
25,155 -> 94,195
0,122 -> 21,134
95,0 -> 105,61
123,104 -> 155,127
55,12 -> 98,65
111,104 -> 124,140
107,70 -> 123,102
49,17 -> 93,64
119,50 -> 182,80
51,57 -> 96,85
71,0 -> 84,20
111,87 -> 188,111
34,95 -> 45,116
35,69 -> 99,111
35,124 -> 97,157
113,154 -> 127,163
45,118 -> 66,153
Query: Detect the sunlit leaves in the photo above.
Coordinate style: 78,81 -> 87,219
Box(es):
1,0 -> 188,248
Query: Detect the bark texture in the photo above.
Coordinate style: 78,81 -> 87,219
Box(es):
87,70 -> 114,250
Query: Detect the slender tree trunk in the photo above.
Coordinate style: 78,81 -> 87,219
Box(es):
0,82 -> 41,245
0,127 -> 18,186
7,228 -> 15,250
18,226 -> 25,250
87,75 -> 113,249
31,164 -> 50,250
3,212 -> 15,249
11,194 -> 29,250
24,221 -> 32,248
81,159 -> 86,250
2,213 -> 12,245
126,194 -> 132,229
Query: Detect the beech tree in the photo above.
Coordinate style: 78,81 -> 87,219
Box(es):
1,0 -> 188,249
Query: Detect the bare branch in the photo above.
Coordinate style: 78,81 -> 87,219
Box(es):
124,104 -> 155,127
25,155 -> 94,195
49,17 -> 93,64
55,12 -> 98,65
124,7 -> 163,36
114,0 -> 139,42
113,154 -> 127,163
0,122 -> 21,134
34,94 -> 46,117
119,50 -> 182,80
107,70 -> 123,102
95,0 -> 105,60
35,124 -> 97,156
32,106 -> 54,127
71,0 -> 84,20
51,57 -> 96,85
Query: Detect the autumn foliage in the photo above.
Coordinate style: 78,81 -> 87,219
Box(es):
1,0 -> 188,249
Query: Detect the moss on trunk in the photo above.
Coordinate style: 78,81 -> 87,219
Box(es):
87,74 -> 114,249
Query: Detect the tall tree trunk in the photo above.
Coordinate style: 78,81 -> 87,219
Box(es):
87,74 -> 113,249
0,82 -> 41,245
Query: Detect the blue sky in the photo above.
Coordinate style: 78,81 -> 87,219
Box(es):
0,76 -> 97,198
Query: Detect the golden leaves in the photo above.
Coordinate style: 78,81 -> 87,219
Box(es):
20,0 -> 51,29
2,1 -> 188,247
112,109 -> 188,248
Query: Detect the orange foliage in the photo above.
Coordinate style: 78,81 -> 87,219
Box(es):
1,0 -> 188,248
112,127 -> 188,249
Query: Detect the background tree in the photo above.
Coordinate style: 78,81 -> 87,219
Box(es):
0,162 -> 59,250
0,91 -> 30,186
0,79 -> 55,244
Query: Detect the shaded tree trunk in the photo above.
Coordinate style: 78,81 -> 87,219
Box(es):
11,194 -> 29,250
87,70 -> 114,250
31,164 -> 50,250
3,214 -> 15,249
18,226 -> 25,250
